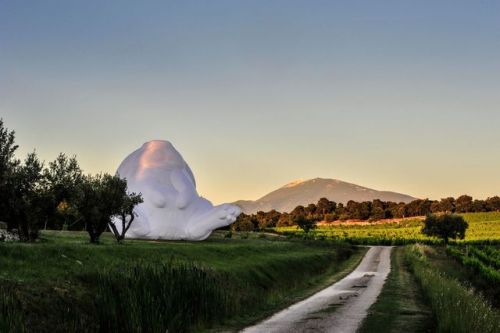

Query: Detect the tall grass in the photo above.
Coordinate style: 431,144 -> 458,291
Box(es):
0,236 -> 357,332
93,260 -> 235,332
0,288 -> 24,333
92,245 -> 354,332
404,244 -> 500,333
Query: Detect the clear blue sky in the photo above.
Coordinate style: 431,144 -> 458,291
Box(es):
1,1 -> 499,203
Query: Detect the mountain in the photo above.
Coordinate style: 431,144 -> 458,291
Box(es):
234,178 -> 416,214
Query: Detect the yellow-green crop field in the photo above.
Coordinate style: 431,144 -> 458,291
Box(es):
277,212 -> 500,245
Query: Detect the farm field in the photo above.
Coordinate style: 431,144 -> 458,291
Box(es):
277,212 -> 500,245
445,245 -> 500,307
0,230 -> 365,333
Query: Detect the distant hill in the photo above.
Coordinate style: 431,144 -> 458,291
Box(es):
234,178 -> 416,214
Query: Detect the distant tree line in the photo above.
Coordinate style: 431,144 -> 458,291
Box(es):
0,119 -> 142,243
232,195 -> 500,232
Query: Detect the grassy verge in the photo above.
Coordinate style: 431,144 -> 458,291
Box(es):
404,244 -> 500,333
0,231 -> 364,332
358,246 -> 435,333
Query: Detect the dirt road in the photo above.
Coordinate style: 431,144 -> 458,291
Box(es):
241,246 -> 392,333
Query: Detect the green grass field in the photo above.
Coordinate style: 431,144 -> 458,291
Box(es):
2,212 -> 500,332
278,212 -> 500,245
0,231 -> 365,332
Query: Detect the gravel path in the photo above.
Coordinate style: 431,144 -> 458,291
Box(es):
241,246 -> 392,333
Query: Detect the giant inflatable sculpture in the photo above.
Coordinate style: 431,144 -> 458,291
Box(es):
113,140 -> 241,240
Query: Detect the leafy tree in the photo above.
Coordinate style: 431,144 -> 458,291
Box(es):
10,152 -> 51,241
370,207 -> 385,220
347,201 -> 371,220
471,199 -> 486,212
455,195 -> 473,213
290,205 -> 306,218
294,214 -> 316,233
276,213 -> 293,227
422,214 -> 468,244
255,211 -> 266,224
316,198 -> 336,215
418,199 -> 433,216
372,199 -> 385,210
75,174 -> 129,243
405,199 -> 432,217
231,213 -> 255,232
324,213 -> 336,222
486,196 -> 500,212
335,203 -> 346,216
371,199 -> 388,220
346,200 -> 359,219
44,153 -> 83,229
56,200 -> 79,230
391,202 -> 407,218
256,209 -> 280,229
108,190 -> 143,242
359,201 -> 372,220
439,197 -> 456,213
305,204 -> 317,218
255,210 -> 278,229
430,201 -> 442,213
0,119 -> 20,226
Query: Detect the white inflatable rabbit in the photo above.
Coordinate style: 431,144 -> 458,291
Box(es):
113,140 -> 241,240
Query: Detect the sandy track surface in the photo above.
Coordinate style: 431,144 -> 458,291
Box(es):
241,246 -> 392,333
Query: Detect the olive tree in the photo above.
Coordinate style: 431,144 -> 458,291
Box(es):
75,174 -> 142,243
422,214 -> 468,244
10,152 -> 52,241
0,119 -> 20,227
294,215 -> 317,234
75,174 -> 123,243
44,153 -> 83,230
108,191 -> 143,242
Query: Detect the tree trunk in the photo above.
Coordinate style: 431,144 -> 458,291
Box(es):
122,213 -> 134,238
88,229 -> 100,243
108,222 -> 120,241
